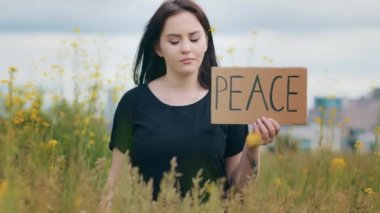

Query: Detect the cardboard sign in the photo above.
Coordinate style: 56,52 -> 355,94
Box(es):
211,67 -> 307,125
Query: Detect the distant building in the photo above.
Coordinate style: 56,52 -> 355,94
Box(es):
314,96 -> 343,109
283,124 -> 342,151
373,88 -> 380,101
281,88 -> 380,153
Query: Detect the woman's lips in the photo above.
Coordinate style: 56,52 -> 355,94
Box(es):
180,58 -> 195,64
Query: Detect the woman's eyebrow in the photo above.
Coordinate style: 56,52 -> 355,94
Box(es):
189,31 -> 201,36
166,31 -> 201,38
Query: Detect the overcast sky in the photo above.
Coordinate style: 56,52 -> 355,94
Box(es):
1,0 -> 379,108
1,0 -> 380,33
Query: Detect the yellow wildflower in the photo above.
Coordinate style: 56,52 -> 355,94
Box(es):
73,27 -> 81,34
89,140 -> 95,146
89,131 -> 95,138
330,107 -> 337,117
90,71 -> 101,79
314,117 -> 322,125
0,179 -> 8,200
93,64 -> 100,70
374,126 -> 380,134
227,47 -> 235,54
9,66 -> 17,73
51,64 -> 59,69
30,108 -> 40,122
331,157 -> 346,169
354,140 -> 363,151
13,96 -> 25,107
12,110 -> 25,125
71,41 -> 78,48
273,177 -> 284,187
374,151 -> 380,158
74,196 -> 83,207
208,25 -> 216,33
343,117 -> 351,124
32,98 -> 41,109
47,139 -> 58,148
0,79 -> 9,84
246,132 -> 262,148
5,97 -> 12,109
328,118 -> 334,126
363,187 -> 376,196
90,91 -> 98,100
204,182 -> 217,194
114,86 -> 123,93
103,135 -> 110,143
24,91 -> 36,101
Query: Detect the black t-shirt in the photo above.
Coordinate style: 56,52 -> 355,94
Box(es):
109,84 -> 248,200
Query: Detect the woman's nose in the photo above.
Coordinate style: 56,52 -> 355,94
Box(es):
180,40 -> 191,53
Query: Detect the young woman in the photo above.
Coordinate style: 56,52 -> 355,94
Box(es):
100,0 -> 280,209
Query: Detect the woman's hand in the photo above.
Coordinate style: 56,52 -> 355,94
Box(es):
253,117 -> 280,145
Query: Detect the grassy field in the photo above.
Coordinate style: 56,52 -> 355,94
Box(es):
1,36 -> 380,212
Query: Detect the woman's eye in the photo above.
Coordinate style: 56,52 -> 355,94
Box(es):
168,38 -> 199,45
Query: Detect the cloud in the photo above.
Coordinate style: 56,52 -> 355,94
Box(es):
203,0 -> 380,32
1,0 -> 379,33
0,0 -> 160,33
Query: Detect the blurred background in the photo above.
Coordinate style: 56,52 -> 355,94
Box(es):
1,0 -> 380,152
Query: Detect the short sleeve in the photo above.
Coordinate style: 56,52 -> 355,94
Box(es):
223,124 -> 248,158
109,93 -> 134,154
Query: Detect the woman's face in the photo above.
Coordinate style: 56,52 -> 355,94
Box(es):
155,11 -> 208,77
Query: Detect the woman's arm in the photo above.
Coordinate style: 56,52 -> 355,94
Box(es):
225,117 -> 280,191
225,146 -> 260,190
100,148 -> 126,213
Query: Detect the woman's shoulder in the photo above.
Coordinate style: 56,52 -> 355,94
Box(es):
123,84 -> 147,97
119,84 -> 148,105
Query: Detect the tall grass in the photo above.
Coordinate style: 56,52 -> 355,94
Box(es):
0,33 -> 380,212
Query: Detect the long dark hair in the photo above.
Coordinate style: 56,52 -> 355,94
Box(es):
133,0 -> 218,89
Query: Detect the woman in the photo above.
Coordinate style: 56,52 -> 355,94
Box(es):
101,0 -> 280,209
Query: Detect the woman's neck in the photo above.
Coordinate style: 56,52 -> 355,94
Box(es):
148,71 -> 208,106
162,70 -> 201,92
